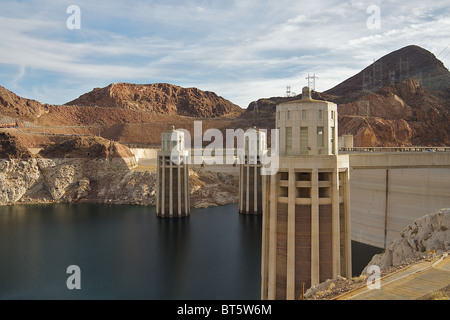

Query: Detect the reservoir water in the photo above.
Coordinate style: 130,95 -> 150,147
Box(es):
0,203 -> 380,300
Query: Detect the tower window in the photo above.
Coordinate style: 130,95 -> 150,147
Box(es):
331,127 -> 335,154
300,127 -> 308,154
296,187 -> 310,198
317,127 -> 324,148
319,172 -> 331,181
318,110 -> 323,119
286,127 -> 292,154
296,172 -> 311,181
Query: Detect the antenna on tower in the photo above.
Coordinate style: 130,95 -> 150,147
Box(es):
399,57 -> 410,82
253,101 -> 259,120
362,71 -> 373,92
358,100 -> 370,118
437,44 -> 450,58
388,70 -> 396,84
286,86 -> 291,97
373,60 -> 383,89
285,85 -> 296,97
306,73 -> 318,90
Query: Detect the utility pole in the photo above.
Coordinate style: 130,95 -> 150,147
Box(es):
306,73 -> 318,91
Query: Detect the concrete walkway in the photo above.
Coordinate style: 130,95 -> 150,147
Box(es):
336,255 -> 450,300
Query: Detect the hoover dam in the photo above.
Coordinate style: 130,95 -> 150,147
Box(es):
130,145 -> 450,251
346,149 -> 450,249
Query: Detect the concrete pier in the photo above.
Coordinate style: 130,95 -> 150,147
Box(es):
156,127 -> 190,218
239,128 -> 266,215
261,87 -> 352,300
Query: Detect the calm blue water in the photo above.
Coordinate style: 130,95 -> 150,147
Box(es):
0,203 -> 379,300
0,203 -> 262,300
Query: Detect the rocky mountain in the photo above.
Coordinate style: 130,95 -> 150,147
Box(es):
66,82 -> 244,118
338,79 -> 449,146
0,85 -> 50,122
325,45 -> 450,102
242,45 -> 450,147
327,45 -> 450,146
0,82 -> 251,146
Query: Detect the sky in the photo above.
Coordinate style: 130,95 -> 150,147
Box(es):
0,0 -> 449,109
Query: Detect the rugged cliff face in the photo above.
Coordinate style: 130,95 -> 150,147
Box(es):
0,85 -> 49,122
0,82 -> 250,146
338,79 -> 449,146
66,82 -> 244,118
189,167 -> 239,208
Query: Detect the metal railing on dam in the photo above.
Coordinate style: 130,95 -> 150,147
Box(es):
340,147 -> 450,153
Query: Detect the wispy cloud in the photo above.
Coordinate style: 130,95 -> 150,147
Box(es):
0,0 -> 449,108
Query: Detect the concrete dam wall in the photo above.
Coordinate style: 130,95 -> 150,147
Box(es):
348,152 -> 450,249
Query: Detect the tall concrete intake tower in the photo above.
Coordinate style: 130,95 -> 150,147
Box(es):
239,128 -> 267,215
156,126 -> 190,218
261,87 -> 352,300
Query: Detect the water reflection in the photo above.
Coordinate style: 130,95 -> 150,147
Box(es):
0,204 -> 378,299
0,203 -> 261,299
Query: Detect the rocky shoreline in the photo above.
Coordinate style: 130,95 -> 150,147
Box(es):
0,158 -> 240,209
0,134 -> 239,209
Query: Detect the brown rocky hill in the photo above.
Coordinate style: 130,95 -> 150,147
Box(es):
325,44 -> 450,103
0,83 -> 253,146
0,85 -> 50,122
338,79 -> 449,146
66,82 -> 244,118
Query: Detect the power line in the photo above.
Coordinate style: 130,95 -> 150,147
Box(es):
437,44 -> 450,58
306,73 -> 318,90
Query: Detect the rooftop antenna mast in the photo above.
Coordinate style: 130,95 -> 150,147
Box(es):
253,101 -> 259,120
437,44 -> 450,58
399,57 -> 410,82
388,70 -> 396,84
306,73 -> 318,91
358,100 -> 370,118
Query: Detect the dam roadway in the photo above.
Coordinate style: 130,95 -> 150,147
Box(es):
335,254 -> 450,300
